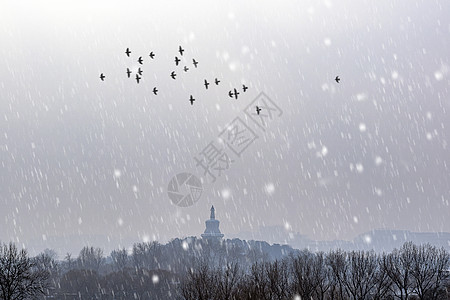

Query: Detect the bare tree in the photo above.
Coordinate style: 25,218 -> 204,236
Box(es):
411,244 -> 437,299
78,246 -> 104,272
0,242 -> 50,300
111,248 -> 129,271
290,250 -> 320,299
432,247 -> 450,300
131,241 -> 162,270
313,252 -> 333,300
411,244 -> 450,300
180,259 -> 215,300
372,253 -> 393,300
33,249 -> 59,298
241,262 -> 271,300
214,262 -> 241,300
265,259 -> 290,300
384,242 -> 415,300
34,249 -> 58,275
327,249 -> 348,300
343,250 -> 378,300
61,252 -> 74,274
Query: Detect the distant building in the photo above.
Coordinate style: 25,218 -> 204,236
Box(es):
201,205 -> 224,241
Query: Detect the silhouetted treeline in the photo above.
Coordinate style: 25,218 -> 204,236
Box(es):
0,239 -> 449,299
180,242 -> 450,300
0,237 -> 286,299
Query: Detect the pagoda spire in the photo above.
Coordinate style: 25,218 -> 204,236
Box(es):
210,205 -> 215,219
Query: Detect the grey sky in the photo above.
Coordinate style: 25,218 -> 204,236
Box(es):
0,0 -> 449,256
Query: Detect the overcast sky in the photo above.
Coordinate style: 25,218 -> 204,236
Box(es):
0,0 -> 449,256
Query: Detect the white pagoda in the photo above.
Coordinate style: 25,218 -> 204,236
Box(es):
201,205 -> 224,241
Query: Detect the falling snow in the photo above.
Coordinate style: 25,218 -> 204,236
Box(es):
0,0 -> 448,260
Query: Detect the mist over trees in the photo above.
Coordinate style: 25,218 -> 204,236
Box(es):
0,239 -> 449,299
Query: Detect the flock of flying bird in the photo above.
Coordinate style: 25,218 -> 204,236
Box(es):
99,46 -> 340,115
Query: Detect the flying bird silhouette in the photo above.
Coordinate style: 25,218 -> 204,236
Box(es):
192,59 -> 198,68
125,48 -> 131,57
183,66 -> 189,72
228,88 -> 239,99
214,78 -> 220,85
149,51 -> 155,59
138,56 -> 143,65
189,95 -> 195,105
153,87 -> 158,95
256,106 -> 262,115
242,84 -> 248,92
335,76 -> 340,83
170,71 -> 177,80
126,68 -> 132,78
99,73 -> 105,81
135,74 -> 141,84
175,56 -> 181,66
179,45 -> 184,56
204,79 -> 210,89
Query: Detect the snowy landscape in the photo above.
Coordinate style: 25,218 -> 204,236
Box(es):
1,0 -> 449,299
